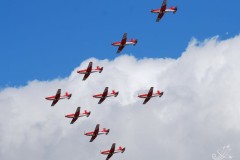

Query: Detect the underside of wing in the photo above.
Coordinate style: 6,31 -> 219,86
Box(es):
55,89 -> 61,99
83,72 -> 90,81
121,33 -> 127,45
90,134 -> 97,142
156,12 -> 165,22
143,97 -> 151,104
117,46 -> 125,53
51,99 -> 59,106
70,117 -> 78,124
161,0 -> 167,9
98,97 -> 106,104
86,62 -> 93,72
102,87 -> 108,97
106,153 -> 113,160
110,143 -> 115,153
74,107 -> 80,117
147,87 -> 154,97
94,124 -> 100,134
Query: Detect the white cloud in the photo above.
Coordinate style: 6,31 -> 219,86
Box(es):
1,35 -> 240,160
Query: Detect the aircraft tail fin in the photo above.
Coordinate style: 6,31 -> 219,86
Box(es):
171,6 -> 178,13
84,110 -> 91,117
66,92 -> 72,99
119,147 -> 125,153
99,67 -> 103,73
157,90 -> 164,97
112,90 -> 119,97
103,128 -> 110,135
134,39 -> 138,46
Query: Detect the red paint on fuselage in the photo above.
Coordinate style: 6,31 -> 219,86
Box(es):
77,68 -> 101,74
65,112 -> 90,118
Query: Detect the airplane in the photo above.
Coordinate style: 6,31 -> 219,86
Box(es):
138,87 -> 164,104
84,124 -> 110,142
151,0 -> 178,22
45,89 -> 72,106
112,33 -> 138,53
101,143 -> 125,160
65,107 -> 91,124
77,61 -> 103,81
93,87 -> 119,104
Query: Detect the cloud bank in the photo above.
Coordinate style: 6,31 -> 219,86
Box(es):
1,35 -> 240,160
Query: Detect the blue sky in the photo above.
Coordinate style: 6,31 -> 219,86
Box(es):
0,0 -> 239,87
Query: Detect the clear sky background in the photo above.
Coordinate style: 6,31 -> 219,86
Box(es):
0,0 -> 239,87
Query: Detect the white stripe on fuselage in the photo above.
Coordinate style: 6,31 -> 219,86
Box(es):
66,114 -> 87,118
86,131 -> 106,136
102,150 -> 122,155
78,70 -> 99,74
113,42 -> 135,46
152,9 -> 175,13
139,93 -> 159,98
94,94 -> 115,98
47,95 -> 69,100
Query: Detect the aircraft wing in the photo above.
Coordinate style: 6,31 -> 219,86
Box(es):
55,89 -> 61,99
90,134 -> 97,142
106,153 -> 113,160
70,117 -> 78,124
83,62 -> 93,80
74,107 -> 80,117
147,87 -> 154,97
106,143 -> 115,160
51,99 -> 59,106
161,0 -> 167,11
86,62 -> 93,72
156,12 -> 165,22
98,87 -> 108,104
94,124 -> 100,134
90,124 -> 100,142
117,46 -> 125,53
143,97 -> 151,104
120,33 -> 127,45
98,97 -> 106,104
70,107 -> 80,124
83,73 -> 91,81
102,87 -> 108,97
110,143 -> 115,153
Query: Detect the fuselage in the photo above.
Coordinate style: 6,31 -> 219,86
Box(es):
138,93 -> 160,98
85,131 -> 107,136
151,8 -> 176,13
65,113 -> 89,118
93,93 -> 116,98
101,149 -> 122,155
45,95 -> 69,100
77,68 -> 101,74
112,41 -> 136,46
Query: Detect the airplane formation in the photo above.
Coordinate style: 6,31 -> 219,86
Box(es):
45,0 -> 177,159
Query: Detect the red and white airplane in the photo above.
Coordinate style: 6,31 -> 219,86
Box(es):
151,0 -> 178,22
84,124 -> 110,142
45,89 -> 72,106
77,61 -> 103,81
101,143 -> 125,160
65,107 -> 91,124
112,33 -> 138,53
138,87 -> 164,104
93,87 -> 119,104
